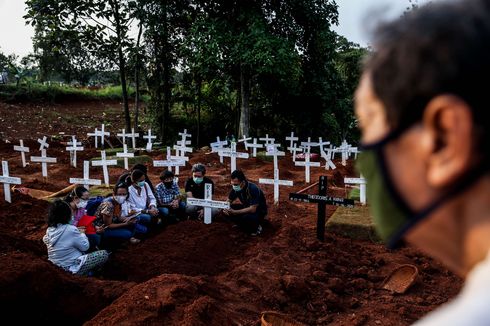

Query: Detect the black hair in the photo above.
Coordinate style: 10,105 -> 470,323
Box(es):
366,0 -> 490,156
113,182 -> 129,198
64,185 -> 88,203
160,169 -> 174,180
231,169 -> 246,182
191,163 -> 206,175
131,169 -> 145,183
131,163 -> 147,174
47,200 -> 72,227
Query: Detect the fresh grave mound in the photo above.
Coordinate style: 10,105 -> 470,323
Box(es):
0,251 -> 134,325
86,274 -> 252,326
101,219 -> 259,283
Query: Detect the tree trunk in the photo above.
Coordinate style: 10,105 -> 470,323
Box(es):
112,0 -> 131,131
159,0 -> 171,142
196,78 -> 202,147
239,66 -> 250,138
134,23 -> 143,131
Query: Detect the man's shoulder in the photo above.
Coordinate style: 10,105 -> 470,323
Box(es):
203,177 -> 214,183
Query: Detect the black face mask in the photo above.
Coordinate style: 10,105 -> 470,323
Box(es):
164,181 -> 173,188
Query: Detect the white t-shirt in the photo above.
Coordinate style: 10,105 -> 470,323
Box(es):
128,182 -> 157,210
414,250 -> 490,325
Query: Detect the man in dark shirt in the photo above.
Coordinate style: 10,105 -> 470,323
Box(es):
185,163 -> 219,219
223,169 -> 268,235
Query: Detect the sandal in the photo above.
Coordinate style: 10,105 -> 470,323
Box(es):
129,237 -> 141,244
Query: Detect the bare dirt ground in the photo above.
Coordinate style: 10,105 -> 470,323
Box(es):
0,100 -> 461,325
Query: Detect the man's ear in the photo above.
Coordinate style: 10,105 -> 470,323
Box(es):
423,95 -> 474,187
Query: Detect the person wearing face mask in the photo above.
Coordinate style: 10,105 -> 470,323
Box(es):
127,169 -> 160,225
223,169 -> 267,236
94,182 -> 145,245
64,186 -> 102,252
155,170 -> 186,223
355,1 -> 490,324
117,163 -> 156,195
185,163 -> 219,220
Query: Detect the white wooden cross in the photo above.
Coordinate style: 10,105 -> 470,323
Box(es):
178,129 -> 192,144
69,160 -> 101,190
153,147 -> 187,174
173,144 -> 192,156
31,149 -> 57,178
318,137 -> 335,170
300,137 -> 319,154
91,150 -> 117,187
219,142 -> 249,172
98,124 -> 110,147
245,138 -> 263,157
187,183 -> 229,224
87,128 -> 99,148
295,148 -> 320,183
66,135 -> 84,168
117,129 -> 129,145
334,141 -> 353,167
285,132 -> 299,153
289,145 -> 303,162
128,128 -> 140,149
169,147 -> 189,175
143,129 -> 157,151
345,176 -> 367,205
265,144 -> 285,170
0,161 -> 21,203
210,137 -> 228,163
13,140 -> 29,167
259,134 -> 275,145
37,136 -> 49,151
238,135 -> 252,150
259,168 -> 293,204
116,144 -> 134,170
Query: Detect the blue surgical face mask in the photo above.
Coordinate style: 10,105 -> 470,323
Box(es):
137,181 -> 145,187
232,184 -> 242,192
193,177 -> 203,184
357,128 -> 488,248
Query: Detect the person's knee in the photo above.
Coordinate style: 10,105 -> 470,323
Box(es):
159,207 -> 169,216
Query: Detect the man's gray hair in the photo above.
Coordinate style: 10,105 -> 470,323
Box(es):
191,163 -> 206,174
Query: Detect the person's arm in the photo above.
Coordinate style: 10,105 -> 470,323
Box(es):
231,204 -> 258,215
71,226 -> 90,252
185,179 -> 194,199
146,183 -> 157,208
154,183 -> 164,206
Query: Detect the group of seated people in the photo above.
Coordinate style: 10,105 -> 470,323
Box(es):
43,163 -> 268,276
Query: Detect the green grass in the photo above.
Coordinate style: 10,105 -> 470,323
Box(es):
90,154 -> 153,168
326,205 -> 381,242
348,188 -> 360,201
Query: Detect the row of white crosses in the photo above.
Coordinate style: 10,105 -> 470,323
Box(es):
88,124 -> 159,152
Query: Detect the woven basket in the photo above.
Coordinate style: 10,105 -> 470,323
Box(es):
261,311 -> 305,326
382,264 -> 419,294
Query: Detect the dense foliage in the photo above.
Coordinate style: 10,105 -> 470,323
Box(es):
14,0 -> 368,145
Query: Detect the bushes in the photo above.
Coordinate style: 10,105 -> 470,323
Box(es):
0,83 -> 141,103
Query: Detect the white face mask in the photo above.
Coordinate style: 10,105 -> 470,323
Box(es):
115,195 -> 126,204
76,200 -> 87,209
